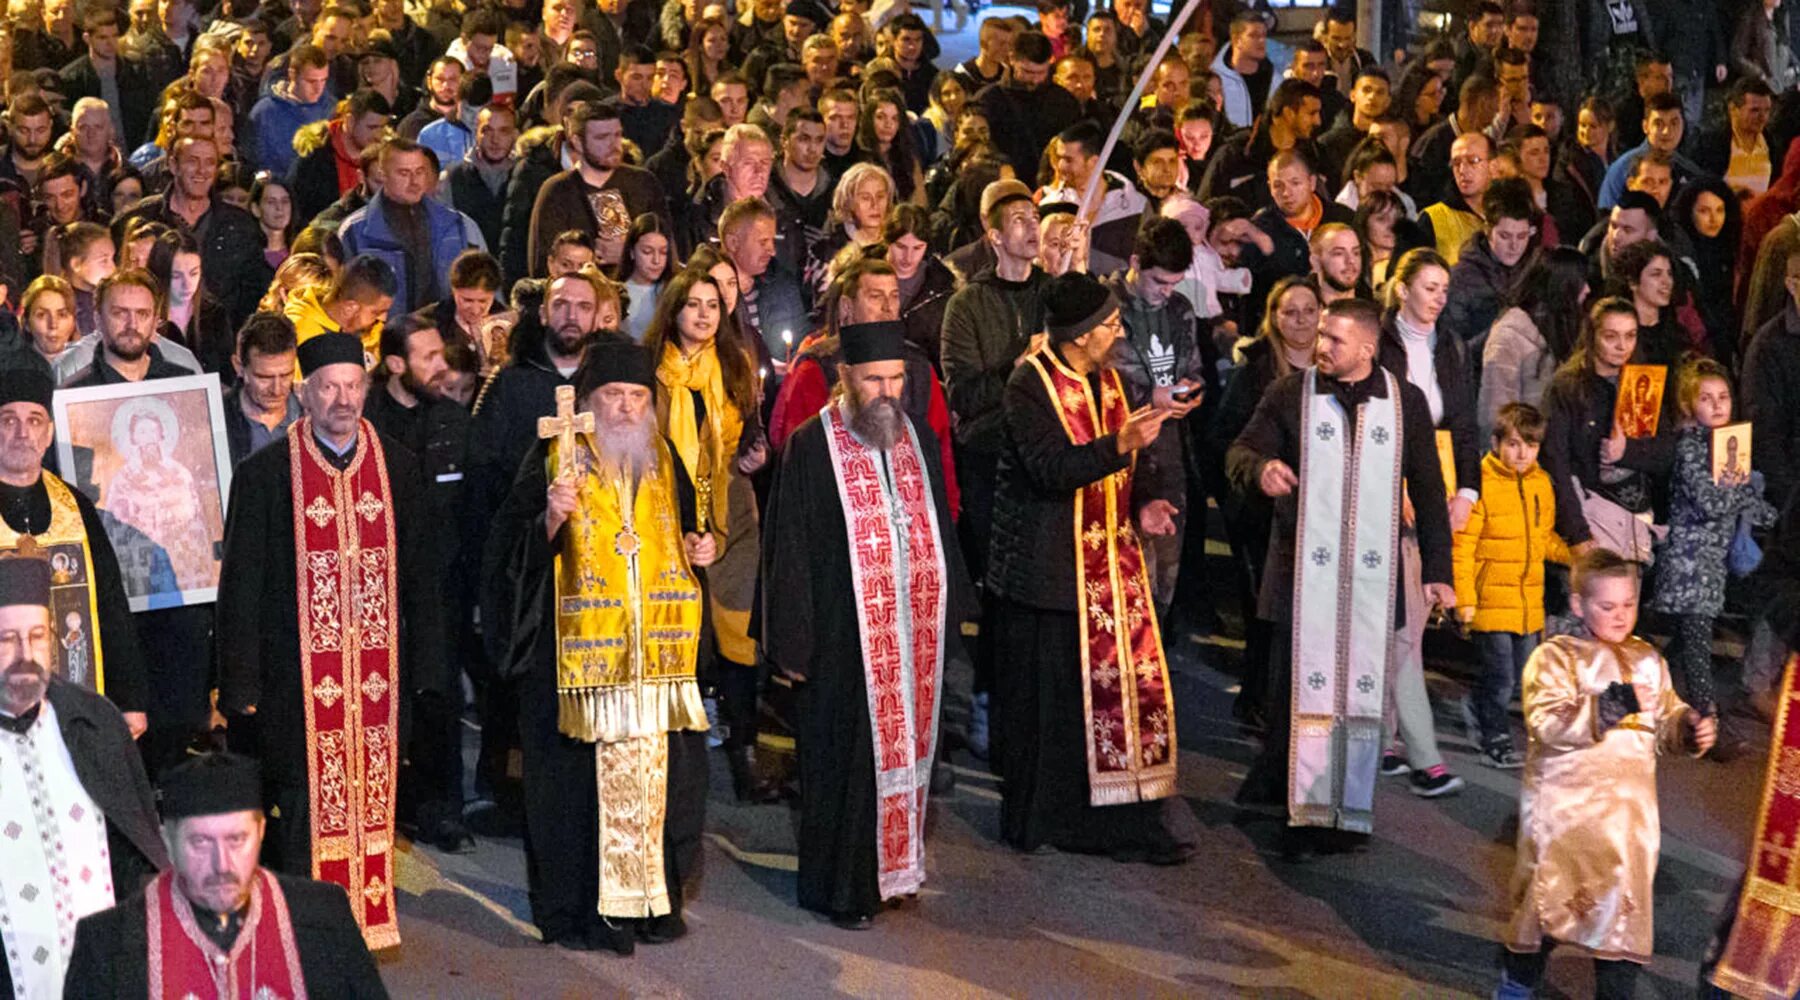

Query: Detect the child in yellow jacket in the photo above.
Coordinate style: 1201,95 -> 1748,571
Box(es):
1452,403 -> 1571,768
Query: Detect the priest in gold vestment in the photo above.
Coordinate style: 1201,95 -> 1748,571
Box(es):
1500,550 -> 1714,998
488,340 -> 713,956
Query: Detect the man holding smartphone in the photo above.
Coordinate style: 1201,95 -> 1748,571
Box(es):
1102,216 -> 1207,616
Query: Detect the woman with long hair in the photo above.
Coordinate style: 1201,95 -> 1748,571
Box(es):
920,72 -> 968,164
1479,246 -> 1591,437
683,16 -> 730,97
856,89 -> 924,206
19,273 -> 77,365
146,228 -> 234,379
1671,178 -> 1743,360
1352,189 -> 1412,293
1393,61 -> 1446,135
1378,246 -> 1475,797
616,213 -> 672,342
251,173 -> 297,270
642,265 -> 771,800
1205,275 -> 1321,728
1539,296 -> 1677,556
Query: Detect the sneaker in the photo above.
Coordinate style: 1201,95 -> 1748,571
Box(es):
1410,766 -> 1465,798
1379,749 -> 1411,777
1481,741 -> 1526,770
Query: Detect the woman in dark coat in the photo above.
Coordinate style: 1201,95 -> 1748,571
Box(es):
1539,296 -> 1678,553
1671,178 -> 1744,365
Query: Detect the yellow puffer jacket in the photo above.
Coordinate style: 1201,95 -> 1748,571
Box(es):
283,285 -> 382,372
1452,452 -> 1571,634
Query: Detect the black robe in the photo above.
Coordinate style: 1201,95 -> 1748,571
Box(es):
985,360 -> 1200,857
213,429 -> 447,875
0,679 -> 167,998
0,477 -> 148,716
485,438 -> 708,940
762,411 -> 974,917
62,872 -> 389,999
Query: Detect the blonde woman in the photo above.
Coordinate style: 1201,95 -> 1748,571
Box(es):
256,252 -> 332,314
805,161 -> 894,299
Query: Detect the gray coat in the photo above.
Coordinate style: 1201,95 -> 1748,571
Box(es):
1478,307 -> 1557,441
1649,428 -> 1777,618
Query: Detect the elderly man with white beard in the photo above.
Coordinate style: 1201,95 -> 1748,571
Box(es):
763,321 -> 975,929
487,340 -> 714,955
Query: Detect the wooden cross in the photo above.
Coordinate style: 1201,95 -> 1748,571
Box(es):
537,385 -> 594,483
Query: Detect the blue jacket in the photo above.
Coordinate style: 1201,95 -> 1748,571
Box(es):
338,192 -> 473,320
247,86 -> 334,176
1597,141 -> 1703,209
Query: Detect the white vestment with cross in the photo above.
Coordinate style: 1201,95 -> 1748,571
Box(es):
1288,368 -> 1403,833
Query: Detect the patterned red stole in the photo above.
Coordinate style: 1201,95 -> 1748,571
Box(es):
1714,656 -> 1800,999
1024,351 -> 1177,805
288,418 -> 401,950
145,869 -> 307,1000
820,402 -> 947,900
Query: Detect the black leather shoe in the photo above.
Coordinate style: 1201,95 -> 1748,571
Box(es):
637,912 -> 687,944
587,919 -> 637,956
830,911 -> 874,930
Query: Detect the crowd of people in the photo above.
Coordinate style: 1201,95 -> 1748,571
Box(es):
0,0 -> 1797,994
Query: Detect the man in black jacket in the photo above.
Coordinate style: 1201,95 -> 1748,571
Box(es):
972,30 -> 1081,178
1692,76 -> 1778,200
64,753 -> 388,998
366,310 -> 475,854
1196,78 -> 1324,211
0,553 -> 166,1000
1228,298 -> 1458,846
444,104 -> 517,254
58,8 -> 153,150
221,314 -> 301,468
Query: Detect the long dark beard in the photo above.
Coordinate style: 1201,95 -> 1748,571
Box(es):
846,393 -> 904,451
595,410 -> 658,482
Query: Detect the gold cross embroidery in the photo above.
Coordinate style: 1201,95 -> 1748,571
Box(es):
304,496 -> 335,528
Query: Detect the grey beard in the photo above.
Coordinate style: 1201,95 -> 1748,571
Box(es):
847,393 -> 904,451
595,411 -> 658,482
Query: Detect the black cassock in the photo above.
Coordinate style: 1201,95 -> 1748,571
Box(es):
214,431 -> 447,874
485,439 -> 709,941
762,411 -> 974,917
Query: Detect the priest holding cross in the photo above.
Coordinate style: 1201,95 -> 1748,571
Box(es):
487,341 -> 715,955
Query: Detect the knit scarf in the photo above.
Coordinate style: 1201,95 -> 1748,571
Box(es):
1288,195 -> 1326,238
655,340 -> 743,535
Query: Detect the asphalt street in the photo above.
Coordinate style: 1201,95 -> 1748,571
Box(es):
375,618 -> 1766,998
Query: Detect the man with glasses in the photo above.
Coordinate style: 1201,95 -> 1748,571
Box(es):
1420,131 -> 1494,265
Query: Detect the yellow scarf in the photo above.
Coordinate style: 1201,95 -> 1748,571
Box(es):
655,340 -> 744,534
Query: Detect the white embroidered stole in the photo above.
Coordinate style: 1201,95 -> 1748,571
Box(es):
1290,369 -> 1403,833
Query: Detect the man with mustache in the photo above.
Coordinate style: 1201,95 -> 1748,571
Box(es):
67,269 -> 231,780
486,340 -> 714,953
763,320 -> 974,929
0,550 -> 164,999
64,752 -> 389,997
216,331 -> 446,951
364,311 -> 476,854
0,366 -> 148,735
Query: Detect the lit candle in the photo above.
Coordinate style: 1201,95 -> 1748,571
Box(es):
782,329 -> 793,362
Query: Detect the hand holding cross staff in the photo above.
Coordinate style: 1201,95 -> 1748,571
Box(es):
540,385 -> 594,540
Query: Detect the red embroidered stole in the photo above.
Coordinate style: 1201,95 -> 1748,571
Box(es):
1025,352 -> 1177,805
820,403 -> 947,900
145,869 -> 307,1000
1714,656 -> 1800,999
289,418 -> 401,951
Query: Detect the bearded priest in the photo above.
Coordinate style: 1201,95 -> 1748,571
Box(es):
486,340 -> 713,956
763,321 -> 975,929
215,331 -> 447,951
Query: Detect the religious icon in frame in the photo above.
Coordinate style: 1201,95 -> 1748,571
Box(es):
1712,422 -> 1752,485
52,374 -> 234,611
1613,364 -> 1666,439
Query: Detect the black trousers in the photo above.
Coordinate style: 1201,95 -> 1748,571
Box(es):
1502,942 -> 1640,999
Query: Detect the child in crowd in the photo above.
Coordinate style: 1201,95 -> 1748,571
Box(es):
1648,359 -> 1775,757
1500,549 -> 1715,999
1452,403 -> 1569,768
